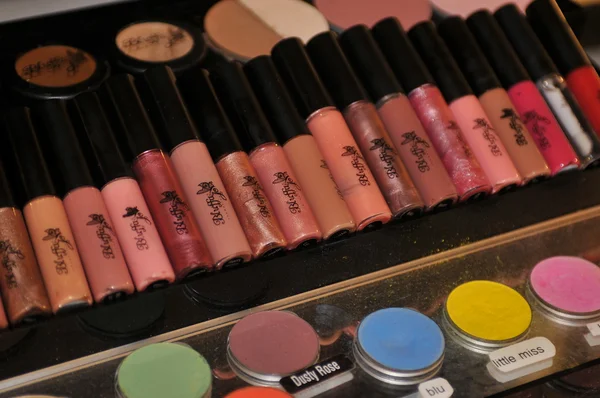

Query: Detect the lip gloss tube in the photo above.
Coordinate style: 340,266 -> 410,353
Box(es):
527,0 -> 600,139
2,108 -> 92,313
438,17 -> 550,185
211,61 -> 322,249
177,68 -> 287,258
71,92 -> 175,291
244,56 -> 356,239
496,4 -> 600,169
138,66 -> 252,269
35,100 -> 134,303
409,21 -> 522,193
372,18 -> 491,201
306,32 -> 424,219
467,10 -> 580,175
340,25 -> 458,211
0,162 -> 51,325
272,38 -> 392,230
104,74 -> 213,278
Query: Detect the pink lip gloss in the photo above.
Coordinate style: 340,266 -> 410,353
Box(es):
409,21 -> 522,194
211,61 -> 322,250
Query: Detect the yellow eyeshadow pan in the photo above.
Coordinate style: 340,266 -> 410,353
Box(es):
446,280 -> 532,342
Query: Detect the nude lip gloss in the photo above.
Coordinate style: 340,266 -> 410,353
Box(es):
211,61 -> 322,250
2,107 -> 92,313
177,68 -> 287,258
409,21 -> 523,194
372,17 -> 491,202
138,66 -> 252,269
496,4 -> 600,169
71,92 -> 175,291
339,25 -> 458,211
35,100 -> 134,303
467,10 -> 580,175
272,38 -> 392,230
438,17 -> 550,185
244,56 -> 357,239
0,162 -> 51,324
103,74 -> 213,278
306,32 -> 424,219
527,0 -> 600,139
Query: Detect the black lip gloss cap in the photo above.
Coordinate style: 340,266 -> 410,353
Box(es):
271,38 -> 335,120
408,21 -> 473,103
33,100 -> 95,194
526,0 -> 590,75
306,31 -> 368,110
372,18 -> 435,94
210,61 -> 278,153
138,66 -> 199,153
437,16 -> 501,97
1,107 -> 56,204
495,4 -> 559,81
244,56 -> 311,145
467,10 -> 531,89
103,74 -> 163,158
339,25 -> 404,104
71,92 -> 133,185
177,67 -> 243,163
0,161 -> 15,209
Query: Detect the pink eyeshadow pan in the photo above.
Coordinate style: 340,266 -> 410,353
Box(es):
530,256 -> 600,315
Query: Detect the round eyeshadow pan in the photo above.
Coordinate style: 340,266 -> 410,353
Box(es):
225,386 -> 293,398
227,311 -> 320,384
116,343 -> 212,398
529,256 -> 600,319
445,280 -> 531,347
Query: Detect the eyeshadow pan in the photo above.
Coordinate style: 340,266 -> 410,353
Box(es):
225,387 -> 293,397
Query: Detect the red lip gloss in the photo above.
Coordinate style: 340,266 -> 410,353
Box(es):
103,74 -> 213,278
372,18 -> 491,201
467,10 -> 580,175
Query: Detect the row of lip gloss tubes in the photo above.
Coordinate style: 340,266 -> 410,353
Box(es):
0,0 -> 597,327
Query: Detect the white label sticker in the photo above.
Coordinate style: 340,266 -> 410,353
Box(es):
587,321 -> 600,337
418,377 -> 454,398
488,336 -> 556,374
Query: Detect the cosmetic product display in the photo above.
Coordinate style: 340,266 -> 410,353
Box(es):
409,21 -> 523,193
307,32 -> 424,219
103,74 -> 212,278
438,17 -> 550,184
340,25 -> 458,210
211,61 -> 321,249
467,10 -> 581,175
177,68 -> 287,258
113,20 -> 206,74
244,56 -> 356,239
272,38 -> 393,229
2,107 -> 92,313
372,18 -> 492,201
71,92 -> 176,291
527,0 -> 600,138
139,66 -> 252,268
496,4 -> 600,169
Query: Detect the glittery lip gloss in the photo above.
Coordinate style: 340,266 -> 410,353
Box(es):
177,68 -> 287,258
244,56 -> 356,239
71,92 -> 175,291
272,38 -> 392,230
438,17 -> 550,185
496,4 -> 600,169
340,25 -> 458,211
35,100 -> 134,303
409,21 -> 523,194
211,61 -> 322,250
104,74 -> 213,279
138,66 -> 252,270
467,10 -> 580,175
306,32 -> 424,219
373,18 -> 491,201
